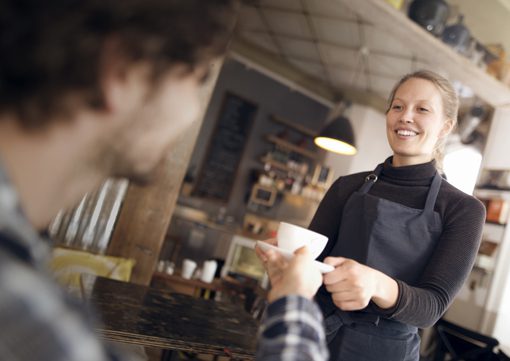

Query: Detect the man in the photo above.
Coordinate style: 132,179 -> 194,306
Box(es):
0,0 -> 233,360
0,0 -> 328,360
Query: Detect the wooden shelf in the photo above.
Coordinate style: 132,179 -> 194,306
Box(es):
266,134 -> 320,160
476,186 -> 510,193
340,0 -> 510,107
260,156 -> 292,172
486,220 -> 507,227
270,114 -> 317,138
259,156 -> 309,174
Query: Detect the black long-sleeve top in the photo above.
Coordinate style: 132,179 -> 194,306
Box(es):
309,158 -> 486,328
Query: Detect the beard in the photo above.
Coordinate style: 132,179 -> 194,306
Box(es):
91,131 -> 175,187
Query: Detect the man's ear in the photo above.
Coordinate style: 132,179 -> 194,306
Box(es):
98,37 -> 135,115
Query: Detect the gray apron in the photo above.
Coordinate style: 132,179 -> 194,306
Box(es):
316,164 -> 443,361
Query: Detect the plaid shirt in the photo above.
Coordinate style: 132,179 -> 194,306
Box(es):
0,164 -> 130,361
257,295 -> 329,361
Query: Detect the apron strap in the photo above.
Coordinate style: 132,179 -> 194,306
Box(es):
423,172 -> 442,215
359,164 -> 384,194
359,164 -> 442,214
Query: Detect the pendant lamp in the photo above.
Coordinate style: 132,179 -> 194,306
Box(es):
314,114 -> 357,156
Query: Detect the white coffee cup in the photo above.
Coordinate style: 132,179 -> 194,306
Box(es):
182,259 -> 197,279
200,260 -> 218,283
277,222 -> 328,259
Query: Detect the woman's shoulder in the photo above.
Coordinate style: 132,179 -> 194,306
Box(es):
331,171 -> 372,188
440,179 -> 486,216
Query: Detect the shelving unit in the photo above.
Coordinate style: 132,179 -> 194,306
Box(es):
265,135 -> 319,160
445,184 -> 510,334
473,187 -> 510,340
339,0 -> 510,108
259,156 -> 308,174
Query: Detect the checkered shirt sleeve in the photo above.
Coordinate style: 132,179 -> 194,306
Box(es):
256,295 -> 329,361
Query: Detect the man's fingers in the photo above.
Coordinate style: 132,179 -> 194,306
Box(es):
293,245 -> 311,257
254,245 -> 268,263
265,238 -> 277,246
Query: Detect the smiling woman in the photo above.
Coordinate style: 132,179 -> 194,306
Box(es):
305,70 -> 486,361
385,70 -> 459,169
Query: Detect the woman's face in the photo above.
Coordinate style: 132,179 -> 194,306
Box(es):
386,77 -> 450,167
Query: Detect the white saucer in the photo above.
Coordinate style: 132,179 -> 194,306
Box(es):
256,241 -> 334,274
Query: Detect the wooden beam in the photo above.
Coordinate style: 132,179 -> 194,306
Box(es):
336,0 -> 510,108
107,61 -> 223,286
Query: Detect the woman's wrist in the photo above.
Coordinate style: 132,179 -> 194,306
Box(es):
371,269 -> 399,309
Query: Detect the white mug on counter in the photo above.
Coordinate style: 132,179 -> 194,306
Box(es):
181,258 -> 197,279
200,260 -> 218,283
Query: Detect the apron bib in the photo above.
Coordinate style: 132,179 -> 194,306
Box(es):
317,164 -> 443,361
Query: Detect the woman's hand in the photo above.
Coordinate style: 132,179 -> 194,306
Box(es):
323,257 -> 398,311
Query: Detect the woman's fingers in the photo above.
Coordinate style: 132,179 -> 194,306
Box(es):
323,256 -> 348,267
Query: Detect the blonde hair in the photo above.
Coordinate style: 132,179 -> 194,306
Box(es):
386,70 -> 458,170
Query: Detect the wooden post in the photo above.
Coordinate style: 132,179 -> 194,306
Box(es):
107,61 -> 223,285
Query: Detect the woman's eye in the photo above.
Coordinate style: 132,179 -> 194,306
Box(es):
392,105 -> 402,110
419,107 -> 429,112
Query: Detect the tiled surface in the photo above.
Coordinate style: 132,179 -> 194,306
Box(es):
236,0 -> 431,101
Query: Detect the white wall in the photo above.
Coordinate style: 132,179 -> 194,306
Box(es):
482,106 -> 510,170
324,104 -> 392,179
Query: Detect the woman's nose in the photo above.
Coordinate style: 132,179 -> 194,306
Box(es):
399,109 -> 414,123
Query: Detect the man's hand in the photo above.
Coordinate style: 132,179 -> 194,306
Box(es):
255,241 -> 323,303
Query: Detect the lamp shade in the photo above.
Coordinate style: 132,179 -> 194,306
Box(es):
314,115 -> 357,155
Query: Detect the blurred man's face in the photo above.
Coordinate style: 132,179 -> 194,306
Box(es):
103,64 -> 209,183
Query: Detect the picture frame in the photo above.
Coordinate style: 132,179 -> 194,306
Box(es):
311,164 -> 334,188
249,184 -> 277,207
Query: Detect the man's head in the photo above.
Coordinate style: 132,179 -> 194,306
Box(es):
0,0 -> 237,181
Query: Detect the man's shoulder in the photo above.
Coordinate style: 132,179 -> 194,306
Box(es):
0,247 -> 113,361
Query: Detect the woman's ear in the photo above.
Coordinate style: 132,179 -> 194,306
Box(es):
439,119 -> 454,138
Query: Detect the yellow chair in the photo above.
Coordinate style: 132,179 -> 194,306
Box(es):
49,247 -> 136,293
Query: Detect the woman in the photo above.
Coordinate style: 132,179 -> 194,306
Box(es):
259,70 -> 485,361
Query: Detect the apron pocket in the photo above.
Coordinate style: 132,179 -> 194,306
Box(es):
337,326 -> 408,361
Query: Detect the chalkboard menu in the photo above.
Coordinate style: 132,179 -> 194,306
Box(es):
193,92 -> 257,202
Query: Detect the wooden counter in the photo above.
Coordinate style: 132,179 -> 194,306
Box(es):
84,276 -> 259,360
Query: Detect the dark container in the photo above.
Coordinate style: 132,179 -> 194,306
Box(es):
408,0 -> 449,37
442,15 -> 471,55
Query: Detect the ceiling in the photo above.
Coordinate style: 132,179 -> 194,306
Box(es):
236,0 -> 430,106
233,0 -> 510,110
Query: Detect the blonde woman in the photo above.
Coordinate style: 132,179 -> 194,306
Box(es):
257,70 -> 485,361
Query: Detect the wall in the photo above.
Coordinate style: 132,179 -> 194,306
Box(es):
324,104 -> 392,179
185,58 -> 330,221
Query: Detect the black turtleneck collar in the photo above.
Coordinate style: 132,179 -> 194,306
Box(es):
379,156 -> 437,186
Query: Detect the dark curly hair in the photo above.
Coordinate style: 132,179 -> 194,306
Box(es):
0,0 -> 237,128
